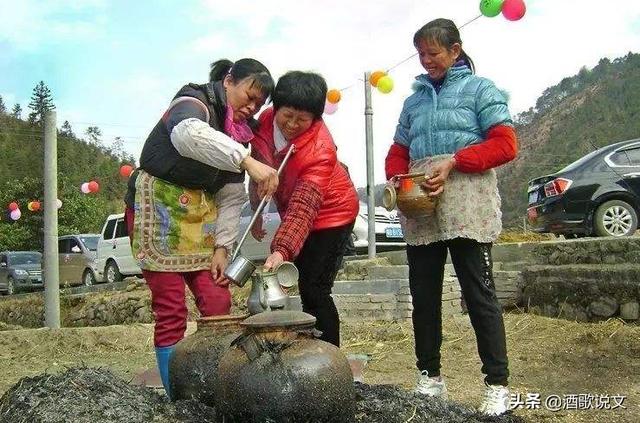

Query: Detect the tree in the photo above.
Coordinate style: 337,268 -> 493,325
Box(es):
85,126 -> 102,145
60,120 -> 75,138
11,103 -> 22,119
0,95 -> 5,114
27,81 -> 56,125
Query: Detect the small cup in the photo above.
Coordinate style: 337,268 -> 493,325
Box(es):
274,261 -> 299,288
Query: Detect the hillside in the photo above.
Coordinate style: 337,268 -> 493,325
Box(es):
0,114 -> 133,250
498,52 -> 640,226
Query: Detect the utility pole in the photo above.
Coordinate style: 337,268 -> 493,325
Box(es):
364,72 -> 376,259
43,110 -> 60,328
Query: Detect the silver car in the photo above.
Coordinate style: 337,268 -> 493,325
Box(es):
0,251 -> 43,295
58,234 -> 101,287
237,201 -> 404,261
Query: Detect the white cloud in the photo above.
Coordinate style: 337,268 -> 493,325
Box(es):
0,0 -> 107,50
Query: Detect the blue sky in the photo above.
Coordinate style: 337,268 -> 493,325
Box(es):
2,0 -> 640,186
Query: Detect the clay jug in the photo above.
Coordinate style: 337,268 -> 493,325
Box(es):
169,313 -> 247,404
383,172 -> 438,218
216,310 -> 355,422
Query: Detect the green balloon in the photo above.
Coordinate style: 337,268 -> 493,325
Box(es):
479,0 -> 504,17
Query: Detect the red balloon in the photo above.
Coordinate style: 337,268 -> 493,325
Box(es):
88,180 -> 100,193
502,0 -> 526,21
8,202 -> 18,211
31,201 -> 41,211
120,164 -> 134,178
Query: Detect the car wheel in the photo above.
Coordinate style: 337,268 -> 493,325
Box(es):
7,277 -> 15,295
105,261 -> 122,284
83,269 -> 96,287
594,200 -> 638,237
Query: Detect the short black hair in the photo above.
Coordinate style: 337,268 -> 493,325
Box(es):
272,71 -> 327,119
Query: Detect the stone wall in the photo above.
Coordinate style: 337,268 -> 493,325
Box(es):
522,264 -> 640,322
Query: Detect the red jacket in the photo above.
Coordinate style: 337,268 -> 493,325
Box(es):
252,108 -> 359,231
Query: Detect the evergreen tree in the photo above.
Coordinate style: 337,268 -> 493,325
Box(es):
60,120 -> 75,138
27,81 -> 56,125
85,126 -> 102,145
0,95 -> 5,114
11,103 -> 22,119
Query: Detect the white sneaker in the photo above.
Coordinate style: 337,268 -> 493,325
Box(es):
414,370 -> 448,399
478,384 -> 510,416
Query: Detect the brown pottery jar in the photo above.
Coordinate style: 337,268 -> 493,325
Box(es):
169,313 -> 247,404
383,172 -> 438,218
215,310 -> 355,422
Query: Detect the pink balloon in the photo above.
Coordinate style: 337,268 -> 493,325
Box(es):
502,0 -> 526,21
324,100 -> 338,115
10,208 -> 21,220
81,182 -> 91,194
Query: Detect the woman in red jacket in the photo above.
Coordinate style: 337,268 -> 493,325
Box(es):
250,71 -> 359,347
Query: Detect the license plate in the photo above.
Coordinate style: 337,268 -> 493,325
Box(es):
527,207 -> 538,221
385,227 -> 403,238
528,190 -> 539,204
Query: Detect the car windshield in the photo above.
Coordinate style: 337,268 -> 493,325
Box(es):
80,236 -> 100,251
9,253 -> 41,265
558,149 -> 602,173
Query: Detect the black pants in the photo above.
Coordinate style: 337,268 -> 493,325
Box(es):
407,237 -> 509,386
295,221 -> 354,347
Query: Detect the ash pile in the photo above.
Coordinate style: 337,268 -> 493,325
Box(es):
0,367 -> 218,423
0,367 -> 524,423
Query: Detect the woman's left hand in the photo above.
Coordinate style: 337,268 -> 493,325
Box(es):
423,157 -> 456,197
211,247 -> 230,287
263,251 -> 284,272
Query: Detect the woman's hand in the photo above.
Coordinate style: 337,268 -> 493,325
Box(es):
263,251 -> 284,272
211,247 -> 230,287
241,156 -> 278,198
423,157 -> 456,197
251,215 -> 267,241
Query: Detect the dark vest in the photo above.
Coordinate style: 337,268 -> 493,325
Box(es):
125,82 -> 245,207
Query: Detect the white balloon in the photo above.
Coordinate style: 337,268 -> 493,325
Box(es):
56,199 -> 63,209
81,182 -> 91,194
10,208 -> 21,220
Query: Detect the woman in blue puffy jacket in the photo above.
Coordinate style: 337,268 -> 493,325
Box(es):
385,18 -> 518,416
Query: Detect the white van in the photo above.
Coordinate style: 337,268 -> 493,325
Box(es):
96,213 -> 142,283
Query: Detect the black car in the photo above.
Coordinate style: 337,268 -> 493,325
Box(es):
0,251 -> 43,295
527,138 -> 640,238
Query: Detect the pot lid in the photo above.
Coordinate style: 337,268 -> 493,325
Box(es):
241,310 -> 316,330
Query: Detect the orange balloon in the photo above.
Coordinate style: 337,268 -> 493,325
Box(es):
31,201 -> 41,211
369,70 -> 387,87
326,89 -> 341,104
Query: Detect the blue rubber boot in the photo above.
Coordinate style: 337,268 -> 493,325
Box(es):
155,345 -> 176,400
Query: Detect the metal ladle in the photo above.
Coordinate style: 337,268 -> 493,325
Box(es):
224,144 -> 296,287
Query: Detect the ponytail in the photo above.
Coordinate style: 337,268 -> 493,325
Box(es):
209,59 -> 234,82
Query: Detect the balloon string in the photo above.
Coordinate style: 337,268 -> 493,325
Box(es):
386,13 -> 483,73
339,13 -> 484,91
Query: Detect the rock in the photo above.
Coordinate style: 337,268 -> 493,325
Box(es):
620,302 -> 639,320
589,296 -> 618,317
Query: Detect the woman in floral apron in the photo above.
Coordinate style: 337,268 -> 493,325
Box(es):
124,58 -> 277,398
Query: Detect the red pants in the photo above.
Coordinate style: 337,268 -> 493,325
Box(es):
125,207 -> 231,347
144,269 -> 231,347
